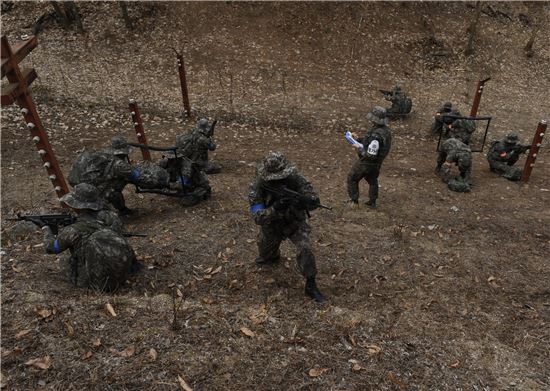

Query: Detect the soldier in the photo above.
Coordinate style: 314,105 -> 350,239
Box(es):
383,85 -> 412,119
487,133 -> 530,181
436,137 -> 472,192
42,183 -> 138,291
249,152 -> 326,303
430,102 -> 460,136
447,118 -> 476,145
68,135 -> 169,215
181,118 -> 221,174
347,106 -> 392,208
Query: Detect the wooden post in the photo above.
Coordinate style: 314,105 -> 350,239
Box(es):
521,120 -> 547,183
173,49 -> 191,117
129,99 -> 151,161
1,35 -> 69,198
470,77 -> 490,117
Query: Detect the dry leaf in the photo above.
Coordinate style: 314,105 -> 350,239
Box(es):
366,344 -> 381,355
240,327 -> 255,338
450,360 -> 460,368
82,351 -> 93,360
25,355 -> 51,370
487,276 -> 496,282
211,266 -> 222,274
149,348 -> 157,361
36,308 -> 52,319
15,329 -> 31,339
387,371 -> 407,390
92,338 -> 102,347
308,367 -> 329,377
177,375 -> 193,391
11,265 -> 23,273
105,303 -> 117,317
109,345 -> 135,357
352,363 -> 363,371
64,321 -> 74,337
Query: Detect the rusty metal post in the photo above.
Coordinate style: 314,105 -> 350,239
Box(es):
129,99 -> 151,161
174,49 -> 191,117
470,77 -> 490,117
1,35 -> 69,198
521,120 -> 547,183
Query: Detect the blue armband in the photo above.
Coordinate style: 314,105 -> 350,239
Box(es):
208,142 -> 217,151
53,239 -> 61,253
250,203 -> 266,213
131,168 -> 141,181
178,176 -> 190,186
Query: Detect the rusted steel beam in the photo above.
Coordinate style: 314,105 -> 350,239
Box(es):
469,77 -> 490,117
521,120 -> 547,183
1,35 -> 69,198
1,67 -> 37,105
173,49 -> 191,117
1,35 -> 38,78
129,99 -> 151,161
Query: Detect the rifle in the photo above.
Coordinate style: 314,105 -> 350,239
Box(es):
8,213 -> 76,234
261,185 -> 331,218
207,120 -> 218,137
510,144 -> 531,155
379,89 -> 392,96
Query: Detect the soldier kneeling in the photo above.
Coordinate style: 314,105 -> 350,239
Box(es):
487,133 -> 530,181
42,184 -> 139,292
436,138 -> 472,192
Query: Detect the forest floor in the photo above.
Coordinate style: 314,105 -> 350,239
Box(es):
1,2 -> 549,390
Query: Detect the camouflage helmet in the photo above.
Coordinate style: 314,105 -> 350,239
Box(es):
257,151 -> 297,181
195,118 -> 210,135
60,183 -> 104,211
111,135 -> 131,156
504,133 -> 519,144
366,106 -> 388,126
443,102 -> 453,110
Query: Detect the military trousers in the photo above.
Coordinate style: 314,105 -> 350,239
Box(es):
488,159 -> 522,181
257,220 -> 317,279
347,160 -> 381,203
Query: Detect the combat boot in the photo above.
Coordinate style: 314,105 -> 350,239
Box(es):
346,200 -> 359,208
255,255 -> 280,265
305,277 -> 326,303
365,199 -> 376,208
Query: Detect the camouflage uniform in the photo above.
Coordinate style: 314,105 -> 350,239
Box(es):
436,138 -> 472,192
347,106 -> 392,207
487,134 -> 529,181
448,118 -> 476,145
431,102 -> 460,136
42,184 -> 137,291
384,85 -> 412,119
249,152 -> 325,302
189,119 -> 222,174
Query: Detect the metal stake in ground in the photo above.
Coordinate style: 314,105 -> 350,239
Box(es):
128,99 -> 151,161
1,35 -> 69,198
172,48 -> 191,118
521,120 -> 547,183
470,77 -> 490,117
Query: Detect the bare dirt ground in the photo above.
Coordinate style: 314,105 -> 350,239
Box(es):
1,2 -> 549,390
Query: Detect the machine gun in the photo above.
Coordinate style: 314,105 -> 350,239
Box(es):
261,185 -> 331,217
8,213 -> 146,237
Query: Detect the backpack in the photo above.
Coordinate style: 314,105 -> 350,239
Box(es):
68,151 -> 113,187
175,133 -> 196,158
78,229 -> 135,292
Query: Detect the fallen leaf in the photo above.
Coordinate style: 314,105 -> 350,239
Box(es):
352,363 -> 363,371
366,344 -> 381,355
450,360 -> 460,368
64,321 -> 74,337
177,375 -> 193,391
109,345 -> 135,357
25,355 -> 51,370
211,266 -> 222,274
105,303 -> 117,317
240,327 -> 255,338
387,371 -> 407,390
82,351 -> 93,360
35,308 -> 52,319
11,265 -> 23,273
15,329 -> 32,339
92,338 -> 102,347
487,276 -> 496,282
308,367 -> 329,377
149,348 -> 157,361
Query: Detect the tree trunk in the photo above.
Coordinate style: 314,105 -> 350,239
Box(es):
50,1 -> 69,29
119,2 -> 133,30
464,1 -> 482,56
64,2 -> 84,33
